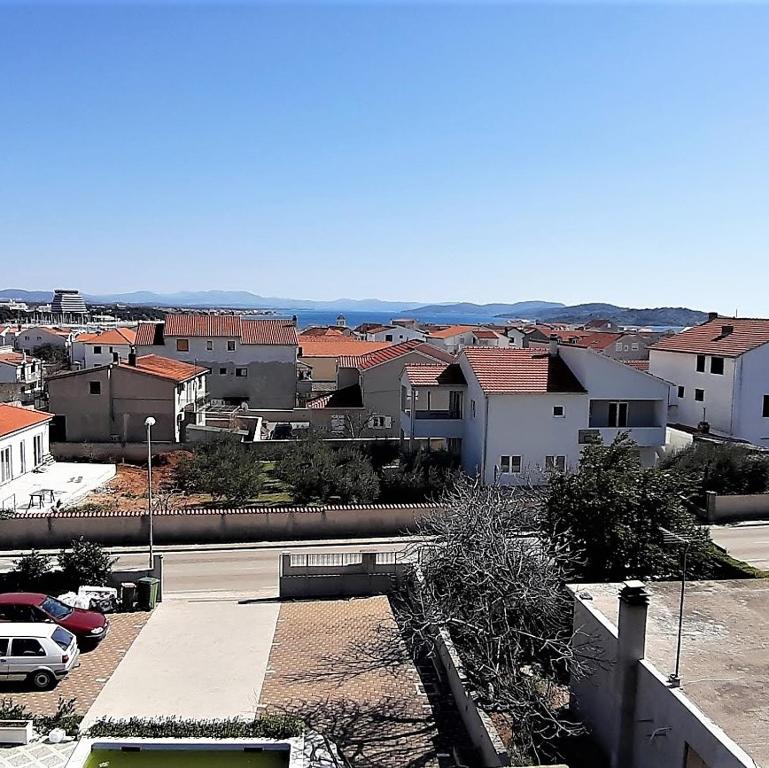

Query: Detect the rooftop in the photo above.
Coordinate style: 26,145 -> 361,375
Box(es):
462,347 -> 586,394
79,327 -> 137,346
427,324 -> 476,339
652,316 -> 769,357
298,338 -> 389,358
580,579 -> 769,767
0,352 -> 31,367
121,354 -> 208,383
339,339 -> 454,370
138,315 -> 299,346
306,383 -> 363,409
403,362 -> 467,387
0,404 -> 52,439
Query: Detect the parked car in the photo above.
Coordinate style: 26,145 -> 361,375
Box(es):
0,623 -> 80,689
0,593 -> 109,645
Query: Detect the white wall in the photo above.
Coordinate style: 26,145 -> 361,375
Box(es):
144,335 -> 296,365
0,422 -> 50,488
16,328 -> 68,352
368,325 -> 426,343
734,343 -> 769,447
83,342 -> 132,368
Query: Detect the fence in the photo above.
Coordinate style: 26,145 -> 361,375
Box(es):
704,491 -> 769,523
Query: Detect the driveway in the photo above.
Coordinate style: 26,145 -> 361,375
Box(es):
82,593 -> 280,725
711,523 -> 769,570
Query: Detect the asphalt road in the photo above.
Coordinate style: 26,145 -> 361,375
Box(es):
710,524 -> 769,569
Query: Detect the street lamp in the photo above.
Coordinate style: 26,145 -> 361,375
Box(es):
145,417 -> 156,568
661,527 -> 698,688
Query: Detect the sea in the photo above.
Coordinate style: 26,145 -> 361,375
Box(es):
266,308 -> 500,330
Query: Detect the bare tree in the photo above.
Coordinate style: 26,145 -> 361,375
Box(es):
399,477 -> 601,764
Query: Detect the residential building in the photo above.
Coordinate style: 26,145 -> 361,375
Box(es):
570,579 -> 762,768
0,352 -> 44,406
505,325 -> 551,348
309,340 -> 456,436
0,405 -> 51,491
70,327 -> 137,368
605,331 -> 664,362
470,328 -> 509,347
50,289 -> 87,321
364,324 -> 427,343
400,343 -> 670,483
135,315 -> 298,408
649,315 -> 769,446
16,326 -> 72,354
424,325 -> 478,353
47,353 -> 208,443
298,337 -> 389,384
582,317 -> 619,332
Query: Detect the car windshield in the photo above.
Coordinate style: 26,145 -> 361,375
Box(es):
41,597 -> 73,620
52,626 -> 74,651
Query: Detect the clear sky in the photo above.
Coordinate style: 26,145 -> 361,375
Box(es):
2,1 -> 769,313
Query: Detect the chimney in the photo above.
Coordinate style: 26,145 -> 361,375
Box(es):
612,580 -> 650,768
548,334 -> 559,357
721,324 -> 734,336
708,311 -> 719,321
128,346 -> 137,367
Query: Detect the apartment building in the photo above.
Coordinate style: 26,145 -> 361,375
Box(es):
70,327 -> 137,368
400,342 -> 670,484
47,353 -> 207,443
0,352 -> 43,406
649,315 -> 769,446
136,315 -> 298,408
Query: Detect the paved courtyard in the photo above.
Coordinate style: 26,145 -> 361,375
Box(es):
82,593 -> 280,726
0,612 -> 148,716
0,740 -> 75,768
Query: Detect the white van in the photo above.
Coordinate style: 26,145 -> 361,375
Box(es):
0,623 -> 80,690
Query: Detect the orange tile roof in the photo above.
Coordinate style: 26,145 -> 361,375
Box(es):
0,404 -> 52,438
339,340 -> 455,371
80,328 -> 137,346
651,317 -> 769,357
120,354 -> 208,383
472,329 -> 502,340
299,339 -> 390,358
624,360 -> 650,372
0,352 -> 28,367
427,324 -> 476,340
462,348 -> 585,394
298,327 -> 346,337
140,316 -> 299,346
403,363 -> 466,386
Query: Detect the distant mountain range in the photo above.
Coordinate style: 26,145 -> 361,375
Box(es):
0,289 -> 707,327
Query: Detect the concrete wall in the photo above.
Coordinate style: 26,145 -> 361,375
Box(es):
705,491 -> 769,523
50,441 -> 178,462
570,593 -> 754,768
0,504 -> 436,549
0,421 -> 50,502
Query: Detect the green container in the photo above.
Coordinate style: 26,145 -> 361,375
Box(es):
137,576 -> 160,610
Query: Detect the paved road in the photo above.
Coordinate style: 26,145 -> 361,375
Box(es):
710,524 -> 769,569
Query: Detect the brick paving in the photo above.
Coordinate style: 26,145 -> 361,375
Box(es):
0,612 -> 149,716
259,596 -> 442,768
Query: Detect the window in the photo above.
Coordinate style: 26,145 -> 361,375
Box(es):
93,346 -> 102,354
52,627 -> 73,651
471,400 -> 476,418
227,340 -> 236,352
631,343 -> 639,351
499,455 -> 521,474
615,342 -> 622,352
206,340 -> 213,351
623,345 -> 629,352
109,347 -> 114,354
677,386 -> 685,399
552,405 -> 565,418
235,368 -> 248,377
545,455 -> 566,472
176,338 -> 189,352
33,434 -> 43,465
219,367 -> 227,375
764,395 -> 769,418
89,381 -> 101,395
0,639 -> 7,656
369,415 -> 392,429
0,448 -> 11,483
710,356 -> 724,375
696,355 -> 706,372
607,401 -> 628,427
385,334 -> 393,342
19,442 -> 25,475
10,638 -> 44,657
695,388 -> 705,402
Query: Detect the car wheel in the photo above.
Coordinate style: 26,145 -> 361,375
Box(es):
29,670 -> 55,690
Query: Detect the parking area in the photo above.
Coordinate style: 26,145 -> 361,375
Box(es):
0,612 -> 149,716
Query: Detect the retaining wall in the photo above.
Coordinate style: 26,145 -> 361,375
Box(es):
705,491 -> 769,523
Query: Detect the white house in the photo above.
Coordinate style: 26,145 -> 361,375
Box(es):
16,326 -> 72,354
400,342 -> 670,484
70,327 -> 137,368
649,315 -> 769,447
0,352 -> 43,406
364,324 -> 427,343
0,405 -> 51,486
424,325 -> 478,353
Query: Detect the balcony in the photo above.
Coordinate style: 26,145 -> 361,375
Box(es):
401,410 -> 464,439
579,426 -> 666,447
183,393 -> 211,412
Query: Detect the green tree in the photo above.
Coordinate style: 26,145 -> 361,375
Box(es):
10,550 -> 53,590
543,434 -> 712,581
276,436 -> 380,504
174,439 -> 265,502
58,538 -> 116,588
378,450 -> 461,502
32,344 -> 68,365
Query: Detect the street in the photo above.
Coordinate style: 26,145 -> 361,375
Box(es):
710,524 -> 769,570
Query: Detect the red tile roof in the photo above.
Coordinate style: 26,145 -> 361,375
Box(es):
624,360 -> 650,372
80,327 -> 137,346
299,327 -> 346,337
139,316 -> 298,346
472,329 -> 501,340
427,324 -> 476,340
339,340 -> 455,371
543,329 -> 622,350
462,348 -> 585,394
299,339 -> 389,358
120,354 -> 207,383
651,317 -> 769,357
403,363 -> 466,387
0,405 -> 52,438
0,352 -> 28,367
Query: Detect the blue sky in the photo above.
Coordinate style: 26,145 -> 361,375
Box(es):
2,2 -> 769,313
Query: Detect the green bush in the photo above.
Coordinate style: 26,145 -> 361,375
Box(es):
378,450 -> 460,502
58,538 -> 116,588
87,714 -> 303,739
0,696 -> 81,735
10,550 -> 53,590
174,439 -> 265,502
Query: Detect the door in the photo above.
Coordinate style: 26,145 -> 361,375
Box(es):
0,638 -> 9,679
8,638 -> 47,680
19,442 -> 26,475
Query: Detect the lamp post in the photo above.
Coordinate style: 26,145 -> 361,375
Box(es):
661,527 -> 697,688
145,417 -> 156,568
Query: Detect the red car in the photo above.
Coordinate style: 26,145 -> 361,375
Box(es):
0,593 -> 109,645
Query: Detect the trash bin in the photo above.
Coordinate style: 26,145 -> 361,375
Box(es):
137,577 -> 160,611
121,582 -> 137,612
